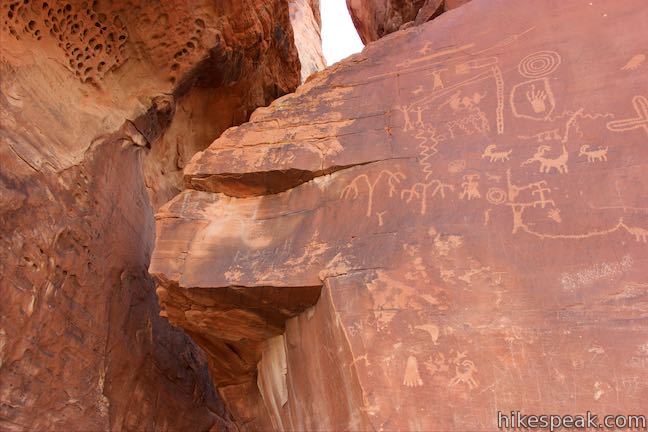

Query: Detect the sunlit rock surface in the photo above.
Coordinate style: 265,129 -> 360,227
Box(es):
151,0 -> 648,429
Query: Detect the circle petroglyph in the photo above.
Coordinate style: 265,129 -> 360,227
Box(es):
486,187 -> 507,205
518,51 -> 561,78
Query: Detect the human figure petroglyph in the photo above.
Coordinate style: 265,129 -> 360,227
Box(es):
460,174 -> 481,200
506,169 -> 556,234
429,69 -> 446,91
579,145 -> 608,162
407,65 -> 506,134
341,170 -> 406,217
606,95 -> 648,137
521,144 -> 569,174
508,203 -> 532,234
396,104 -> 428,131
502,171 -> 639,239
505,169 -> 551,203
396,105 -> 415,131
403,355 -> 424,387
530,183 -> 555,208
482,144 -> 512,162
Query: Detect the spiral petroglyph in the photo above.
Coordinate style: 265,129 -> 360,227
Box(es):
518,50 -> 561,78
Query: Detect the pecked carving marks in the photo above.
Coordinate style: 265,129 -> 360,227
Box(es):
150,1 -> 648,430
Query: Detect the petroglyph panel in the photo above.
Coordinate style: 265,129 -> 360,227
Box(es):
152,1 -> 648,431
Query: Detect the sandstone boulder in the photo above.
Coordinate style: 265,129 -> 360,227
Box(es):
152,0 -> 648,429
346,0 -> 470,43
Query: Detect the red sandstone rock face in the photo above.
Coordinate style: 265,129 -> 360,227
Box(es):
152,0 -> 648,429
347,0 -> 470,43
290,0 -> 326,80
0,0 -> 321,430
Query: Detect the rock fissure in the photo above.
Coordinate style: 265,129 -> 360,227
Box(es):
1,0 -> 326,430
186,157 -> 413,197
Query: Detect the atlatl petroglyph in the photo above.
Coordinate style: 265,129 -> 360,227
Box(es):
607,95 -> 648,137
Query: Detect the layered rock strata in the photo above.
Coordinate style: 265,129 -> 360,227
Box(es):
0,0 -> 322,430
151,0 -> 648,430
